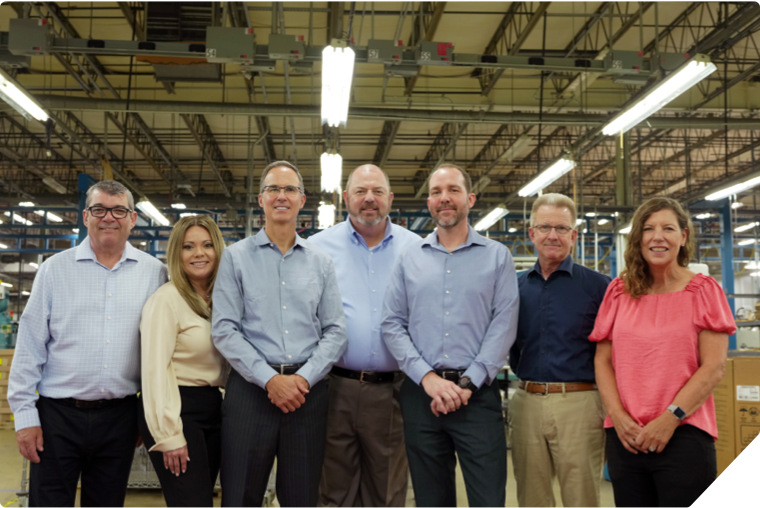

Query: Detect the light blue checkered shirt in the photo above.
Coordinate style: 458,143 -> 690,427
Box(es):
8,237 -> 167,431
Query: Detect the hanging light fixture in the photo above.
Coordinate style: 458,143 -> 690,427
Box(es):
518,157 -> 575,197
321,41 -> 355,128
0,67 -> 49,122
318,202 -> 336,229
136,198 -> 170,226
601,54 -> 716,136
706,175 -> 760,202
474,206 -> 508,231
321,152 -> 343,193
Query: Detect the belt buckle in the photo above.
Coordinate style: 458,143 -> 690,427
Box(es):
529,382 -> 548,395
280,364 -> 293,375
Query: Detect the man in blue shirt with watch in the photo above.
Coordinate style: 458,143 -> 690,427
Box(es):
382,164 -> 519,507
509,193 -> 611,507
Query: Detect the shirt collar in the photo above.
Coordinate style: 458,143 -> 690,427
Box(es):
75,236 -> 139,264
254,228 -> 308,250
345,217 -> 394,247
421,225 -> 487,251
528,254 -> 575,278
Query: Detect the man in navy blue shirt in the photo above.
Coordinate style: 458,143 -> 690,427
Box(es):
509,193 -> 611,507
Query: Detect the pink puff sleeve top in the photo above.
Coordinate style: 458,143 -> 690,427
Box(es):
589,274 -> 736,440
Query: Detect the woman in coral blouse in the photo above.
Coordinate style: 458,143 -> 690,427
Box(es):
590,197 -> 735,507
138,215 -> 227,506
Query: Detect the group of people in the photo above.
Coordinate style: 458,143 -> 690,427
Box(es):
7,160 -> 734,508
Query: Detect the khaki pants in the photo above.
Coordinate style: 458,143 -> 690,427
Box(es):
319,374 -> 408,507
509,387 -> 606,507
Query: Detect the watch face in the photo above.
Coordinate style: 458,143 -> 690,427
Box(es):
674,407 -> 686,420
459,376 -> 471,388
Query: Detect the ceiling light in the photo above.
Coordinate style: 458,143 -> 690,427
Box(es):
501,135 -> 532,162
320,152 -> 342,192
734,222 -> 759,233
321,42 -> 355,128
0,282 -> 12,288
750,272 -> 760,277
72,228 -> 79,233
738,239 -> 756,246
619,224 -> 632,234
694,213 -> 712,219
732,202 -> 745,209
19,201 -> 34,206
140,241 -> 147,246
585,212 -> 596,217
474,206 -> 508,231
598,219 -> 609,225
29,262 -> 38,269
21,290 -> 30,296
518,157 -> 575,197
576,218 -> 584,225
0,67 -> 49,122
179,212 -> 197,218
136,198 -> 170,226
4,212 -> 33,226
508,227 -> 517,233
601,54 -> 716,136
583,228 -> 588,233
318,202 -> 336,229
706,175 -> 760,201
745,261 -> 760,269
0,244 -> 7,249
171,203 -> 187,209
42,176 -> 67,194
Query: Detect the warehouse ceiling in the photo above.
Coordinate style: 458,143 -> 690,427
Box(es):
0,1 -> 759,222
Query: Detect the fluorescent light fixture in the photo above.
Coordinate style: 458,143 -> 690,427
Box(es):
734,222 -> 759,233
619,224 -> 632,234
518,157 -> 575,197
601,54 -> 716,136
4,211 -> 33,225
746,261 -> 760,269
19,201 -> 34,206
694,213 -> 712,220
72,228 -> 79,233
0,244 -> 7,249
738,239 -> 756,246
320,152 -> 343,192
585,212 -> 596,217
0,282 -> 12,288
171,203 -> 187,209
474,206 -> 508,231
501,135 -> 532,162
42,176 -> 67,194
0,67 -> 49,122
508,227 -> 517,233
22,290 -> 30,296
321,43 -> 355,127
179,212 -> 197,218
140,241 -> 147,246
136,198 -> 170,226
706,175 -> 760,201
598,219 -> 609,225
732,202 -> 745,209
576,218 -> 585,225
318,202 -> 336,229
750,272 -> 760,277
29,262 -> 38,269
18,202 -> 63,222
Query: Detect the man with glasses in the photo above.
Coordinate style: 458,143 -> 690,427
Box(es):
309,164 -> 421,507
382,164 -> 519,507
8,180 -> 167,507
509,193 -> 611,507
212,160 -> 347,507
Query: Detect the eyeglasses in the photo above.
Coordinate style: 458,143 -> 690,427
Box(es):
87,206 -> 133,219
533,224 -> 574,235
262,185 -> 302,197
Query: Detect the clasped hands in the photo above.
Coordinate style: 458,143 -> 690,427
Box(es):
612,409 -> 681,455
265,374 -> 310,413
421,371 -> 472,417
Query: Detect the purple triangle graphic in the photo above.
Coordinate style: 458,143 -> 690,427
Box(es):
694,459 -> 760,508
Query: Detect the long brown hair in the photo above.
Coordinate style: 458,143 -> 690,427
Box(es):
165,215 -> 225,319
621,197 -> 695,299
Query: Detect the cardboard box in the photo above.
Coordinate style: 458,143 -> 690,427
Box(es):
714,354 -> 760,475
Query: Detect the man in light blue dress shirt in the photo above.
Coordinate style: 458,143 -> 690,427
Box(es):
212,160 -> 348,507
309,165 -> 421,507
382,164 -> 519,507
8,180 -> 167,507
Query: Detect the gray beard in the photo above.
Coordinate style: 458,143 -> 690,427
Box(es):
353,212 -> 386,227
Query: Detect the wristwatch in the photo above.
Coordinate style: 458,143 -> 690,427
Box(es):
667,404 -> 687,421
458,376 -> 477,392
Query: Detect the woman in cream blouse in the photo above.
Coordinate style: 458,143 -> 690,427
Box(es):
138,215 -> 227,507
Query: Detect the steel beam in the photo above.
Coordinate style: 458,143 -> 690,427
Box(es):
118,2 -> 146,40
180,114 -> 232,198
414,123 -> 468,198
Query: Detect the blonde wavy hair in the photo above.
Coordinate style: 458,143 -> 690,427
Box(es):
621,197 -> 694,299
165,215 -> 225,319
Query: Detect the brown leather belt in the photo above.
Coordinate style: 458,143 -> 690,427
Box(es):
519,381 -> 597,395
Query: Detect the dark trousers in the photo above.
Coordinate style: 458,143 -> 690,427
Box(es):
30,395 -> 138,507
606,425 -> 717,507
137,386 -> 223,507
399,378 -> 507,507
220,368 -> 329,507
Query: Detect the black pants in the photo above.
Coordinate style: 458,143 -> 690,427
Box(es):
30,395 -> 138,507
137,386 -> 223,507
220,368 -> 329,507
606,425 -> 717,507
399,378 -> 507,507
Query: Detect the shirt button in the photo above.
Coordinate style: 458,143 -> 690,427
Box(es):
373,352 -> 377,355
445,311 -> 450,316
374,329 -> 378,332
371,270 -> 375,274
108,293 -> 112,297
270,243 -> 273,246
372,289 -> 376,293
445,354 -> 449,359
285,330 -> 289,334
101,389 -> 105,393
445,333 -> 449,337
106,340 -> 110,344
104,365 -> 107,369
373,309 -> 377,312
449,253 -> 453,256
282,281 -> 286,285
107,316 -> 112,320
288,355 -> 292,359
283,306 -> 287,309
446,290 -> 450,294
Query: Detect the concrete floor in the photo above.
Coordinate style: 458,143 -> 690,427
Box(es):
0,429 -> 614,506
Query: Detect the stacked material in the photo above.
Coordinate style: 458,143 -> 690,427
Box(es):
0,349 -> 13,430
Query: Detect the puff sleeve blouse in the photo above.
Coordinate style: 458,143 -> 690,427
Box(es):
589,274 -> 736,440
